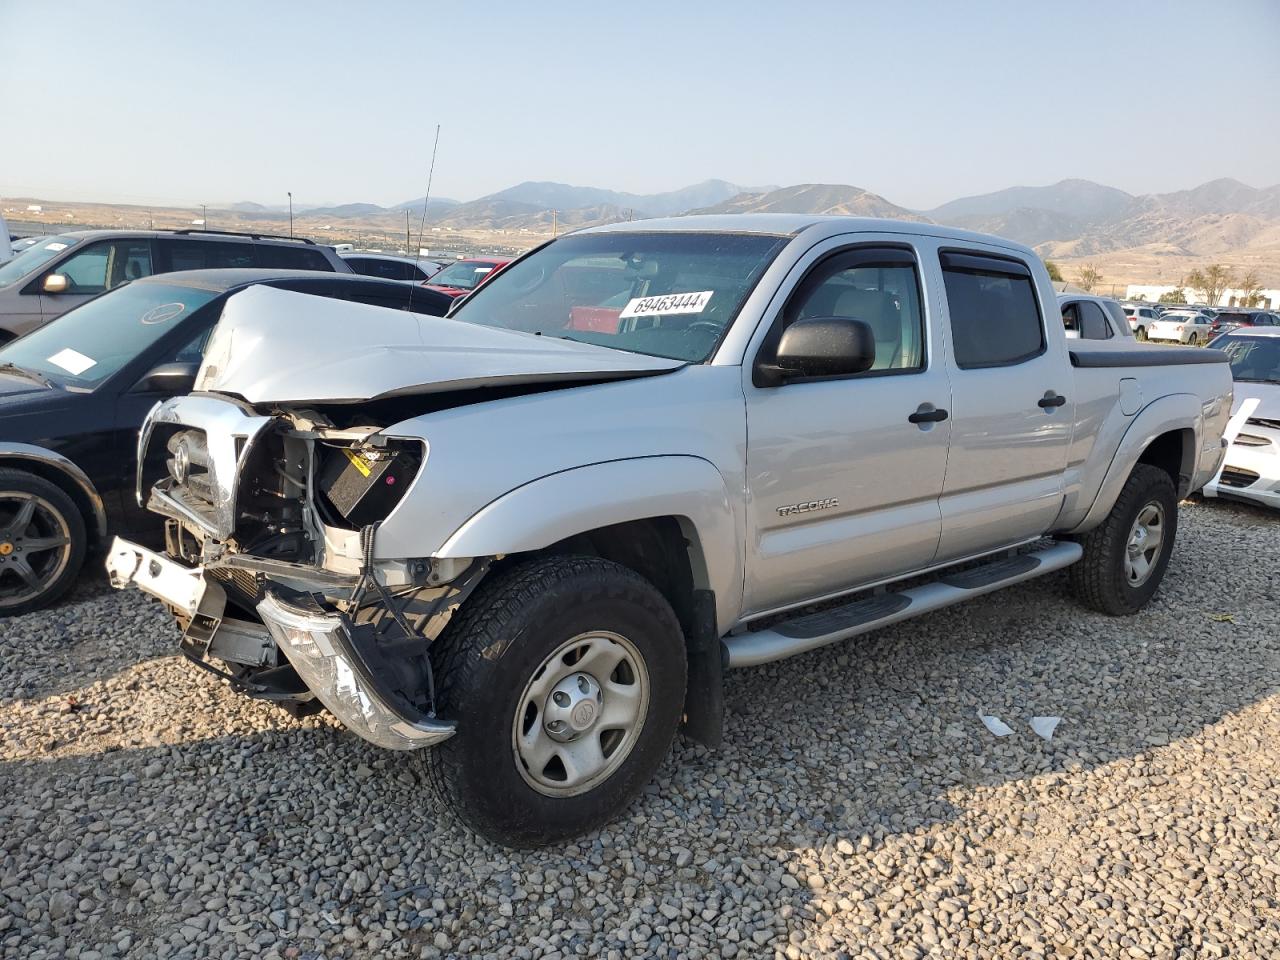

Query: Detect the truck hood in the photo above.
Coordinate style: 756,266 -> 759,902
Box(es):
194,285 -> 684,404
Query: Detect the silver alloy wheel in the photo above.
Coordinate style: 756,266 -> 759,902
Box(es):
1124,500 -> 1165,587
512,630 -> 650,798
0,491 -> 73,609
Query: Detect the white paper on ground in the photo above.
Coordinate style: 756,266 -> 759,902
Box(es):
980,714 -> 1014,737
1030,716 -> 1062,740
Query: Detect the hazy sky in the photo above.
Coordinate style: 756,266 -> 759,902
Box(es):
3,0 -> 1277,210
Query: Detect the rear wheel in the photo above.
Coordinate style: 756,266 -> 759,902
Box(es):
1069,464 -> 1177,615
425,556 -> 687,847
0,468 -> 86,616
1135,325 -> 1147,341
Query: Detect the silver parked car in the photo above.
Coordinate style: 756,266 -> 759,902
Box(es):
109,215 -> 1233,845
0,229 -> 351,343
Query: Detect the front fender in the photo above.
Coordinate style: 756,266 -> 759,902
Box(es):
1068,393 -> 1202,534
435,456 -> 743,631
0,442 -> 109,540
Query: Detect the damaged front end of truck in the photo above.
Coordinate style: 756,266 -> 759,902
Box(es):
106,284 -> 681,750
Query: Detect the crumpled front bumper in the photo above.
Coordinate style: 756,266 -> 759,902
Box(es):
106,537 -> 455,751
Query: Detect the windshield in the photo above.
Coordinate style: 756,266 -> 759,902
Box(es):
450,232 -> 788,362
0,282 -> 219,388
430,260 -> 499,291
0,235 -> 78,288
1211,335 -> 1280,383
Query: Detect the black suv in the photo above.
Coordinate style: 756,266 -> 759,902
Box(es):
0,229 -> 352,342
1209,310 -> 1279,336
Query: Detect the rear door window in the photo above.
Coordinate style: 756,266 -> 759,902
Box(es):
161,238 -> 255,270
1078,301 -> 1113,339
940,252 -> 1045,368
256,244 -> 335,271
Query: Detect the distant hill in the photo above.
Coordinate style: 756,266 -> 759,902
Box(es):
300,202 -> 390,218
392,196 -> 461,217
468,179 -> 770,220
692,183 -> 927,220
927,179 -> 1136,222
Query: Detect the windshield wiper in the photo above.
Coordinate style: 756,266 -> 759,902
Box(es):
0,363 -> 56,388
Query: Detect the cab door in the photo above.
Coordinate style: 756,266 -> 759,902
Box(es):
742,240 -> 952,615
932,250 -> 1074,562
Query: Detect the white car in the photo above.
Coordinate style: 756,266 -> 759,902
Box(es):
1203,327 -> 1280,510
1147,310 -> 1215,345
1122,304 -> 1160,340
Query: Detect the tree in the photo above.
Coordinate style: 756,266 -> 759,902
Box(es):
1186,264 -> 1235,306
1238,270 -> 1263,307
1077,264 -> 1103,292
1158,288 -> 1188,304
1131,293 -> 1147,301
1044,259 -> 1064,282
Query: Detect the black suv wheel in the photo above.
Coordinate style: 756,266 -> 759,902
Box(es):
0,468 -> 86,616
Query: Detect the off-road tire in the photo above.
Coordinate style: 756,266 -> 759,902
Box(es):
1069,464 -> 1177,616
424,556 -> 687,847
0,468 -> 86,617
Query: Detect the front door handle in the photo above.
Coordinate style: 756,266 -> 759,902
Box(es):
1038,391 -> 1067,409
908,404 -> 949,424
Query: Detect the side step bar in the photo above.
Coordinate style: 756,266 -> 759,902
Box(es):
724,540 -> 1083,669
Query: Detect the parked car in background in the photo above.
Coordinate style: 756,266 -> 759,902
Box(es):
0,270 -> 453,615
1121,303 -> 1160,340
8,237 -> 43,258
1059,293 -> 1130,339
1202,327 -> 1280,509
1147,309 -> 1216,345
1208,309 -> 1279,337
340,252 -> 445,283
109,214 -> 1232,846
0,229 -> 352,343
422,257 -> 511,299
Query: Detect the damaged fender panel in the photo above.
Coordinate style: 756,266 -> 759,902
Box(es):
436,456 -> 743,633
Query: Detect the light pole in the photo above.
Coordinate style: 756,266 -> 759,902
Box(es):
201,204 -> 207,230
288,192 -> 293,238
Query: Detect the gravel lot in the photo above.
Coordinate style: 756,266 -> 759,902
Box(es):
2,499 -> 1278,960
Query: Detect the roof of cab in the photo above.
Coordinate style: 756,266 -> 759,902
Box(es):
578,213 -> 1039,257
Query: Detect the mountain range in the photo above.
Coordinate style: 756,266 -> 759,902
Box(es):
227,175 -> 1280,285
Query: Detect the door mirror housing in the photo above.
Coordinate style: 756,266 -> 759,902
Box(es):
756,317 -> 877,386
42,274 -> 70,294
132,360 -> 199,395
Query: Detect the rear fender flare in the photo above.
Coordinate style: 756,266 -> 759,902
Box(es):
1071,393 -> 1201,533
435,456 -> 743,632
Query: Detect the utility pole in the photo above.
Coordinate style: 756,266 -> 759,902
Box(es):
552,209 -> 558,237
406,210 -> 411,254
288,192 -> 293,238
201,204 -> 207,230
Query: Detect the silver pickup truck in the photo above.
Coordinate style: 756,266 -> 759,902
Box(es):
107,215 -> 1233,845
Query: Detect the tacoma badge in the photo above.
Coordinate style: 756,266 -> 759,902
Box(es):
777,498 -> 839,517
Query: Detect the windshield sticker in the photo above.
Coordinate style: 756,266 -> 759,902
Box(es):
43,242 -> 68,252
46,347 -> 97,376
473,267 -> 493,275
140,302 -> 187,325
619,290 -> 714,319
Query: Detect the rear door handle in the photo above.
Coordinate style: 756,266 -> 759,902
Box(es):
908,405 -> 949,424
1038,392 -> 1067,409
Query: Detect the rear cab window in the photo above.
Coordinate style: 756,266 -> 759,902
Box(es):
940,251 -> 1044,368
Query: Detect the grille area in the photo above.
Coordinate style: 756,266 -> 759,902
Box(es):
1219,467 -> 1261,489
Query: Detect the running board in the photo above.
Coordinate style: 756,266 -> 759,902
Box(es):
724,540 -> 1082,669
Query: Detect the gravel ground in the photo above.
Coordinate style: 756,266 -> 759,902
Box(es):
2,498 -> 1278,959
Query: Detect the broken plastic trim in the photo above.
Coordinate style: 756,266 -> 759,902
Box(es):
257,589 -> 455,751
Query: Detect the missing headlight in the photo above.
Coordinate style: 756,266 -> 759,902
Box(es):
318,440 -> 421,527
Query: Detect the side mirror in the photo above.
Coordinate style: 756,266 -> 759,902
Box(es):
132,360 -> 199,395
756,317 -> 876,387
42,274 -> 70,294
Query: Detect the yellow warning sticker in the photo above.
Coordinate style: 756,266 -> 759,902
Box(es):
342,448 -> 372,477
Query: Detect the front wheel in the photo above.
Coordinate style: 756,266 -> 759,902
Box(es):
0,468 -> 86,617
1069,464 -> 1177,615
425,556 -> 687,847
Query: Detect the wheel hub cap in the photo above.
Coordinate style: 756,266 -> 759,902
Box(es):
512,630 -> 650,798
543,672 -> 603,741
1123,500 -> 1165,587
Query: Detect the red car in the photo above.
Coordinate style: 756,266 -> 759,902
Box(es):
422,257 -> 511,299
